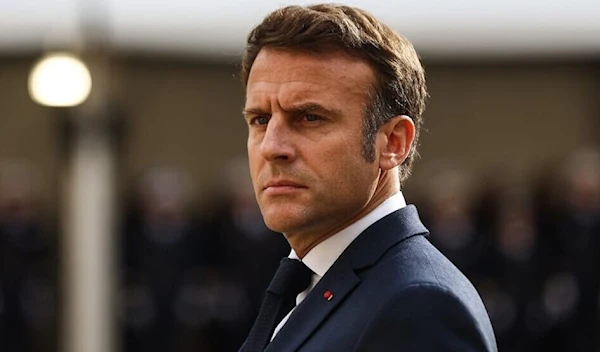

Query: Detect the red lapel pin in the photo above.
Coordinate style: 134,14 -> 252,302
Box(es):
324,290 -> 334,301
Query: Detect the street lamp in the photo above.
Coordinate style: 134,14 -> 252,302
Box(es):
28,52 -> 92,107
29,50 -> 117,352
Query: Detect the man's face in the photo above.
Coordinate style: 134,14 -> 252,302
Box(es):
244,48 -> 382,240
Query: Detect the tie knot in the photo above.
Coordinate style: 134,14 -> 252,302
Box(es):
267,258 -> 313,298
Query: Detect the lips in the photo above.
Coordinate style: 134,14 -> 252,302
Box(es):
263,180 -> 306,190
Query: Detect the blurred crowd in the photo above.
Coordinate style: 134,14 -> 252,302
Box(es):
0,146 -> 599,352
120,160 -> 288,352
418,147 -> 600,352
0,161 -> 57,351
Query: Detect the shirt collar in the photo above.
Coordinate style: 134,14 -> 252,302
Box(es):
290,191 -> 407,277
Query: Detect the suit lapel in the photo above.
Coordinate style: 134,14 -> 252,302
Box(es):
265,254 -> 360,352
265,205 -> 429,351
345,205 -> 428,270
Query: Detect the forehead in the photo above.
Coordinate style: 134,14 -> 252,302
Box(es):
245,48 -> 376,109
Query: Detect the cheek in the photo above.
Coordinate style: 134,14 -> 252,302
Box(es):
319,152 -> 375,194
312,135 -> 364,174
247,153 -> 262,191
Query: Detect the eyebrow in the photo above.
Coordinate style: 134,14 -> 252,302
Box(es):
242,102 -> 342,117
242,107 -> 266,117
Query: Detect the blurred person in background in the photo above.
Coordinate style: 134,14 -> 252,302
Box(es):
120,166 -> 212,352
203,157 -> 288,351
539,147 -> 600,351
238,4 -> 496,351
479,187 -> 550,352
0,160 -> 55,352
420,164 -> 488,285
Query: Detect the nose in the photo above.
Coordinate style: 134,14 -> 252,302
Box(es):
260,116 -> 295,162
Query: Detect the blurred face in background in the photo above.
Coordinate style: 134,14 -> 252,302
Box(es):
244,48 -> 383,250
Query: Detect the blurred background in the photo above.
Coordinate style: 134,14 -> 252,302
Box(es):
0,0 -> 599,351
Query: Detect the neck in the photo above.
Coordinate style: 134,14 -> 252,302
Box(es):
287,169 -> 399,259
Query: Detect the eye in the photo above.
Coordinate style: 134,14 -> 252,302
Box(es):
251,115 -> 270,125
303,114 -> 322,122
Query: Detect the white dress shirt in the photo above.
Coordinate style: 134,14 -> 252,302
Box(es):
271,191 -> 407,340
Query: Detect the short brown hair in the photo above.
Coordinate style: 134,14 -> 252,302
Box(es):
241,4 -> 427,183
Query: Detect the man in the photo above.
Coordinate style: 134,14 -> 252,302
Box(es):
239,4 -> 497,351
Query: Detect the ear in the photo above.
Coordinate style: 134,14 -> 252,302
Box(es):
378,115 -> 415,171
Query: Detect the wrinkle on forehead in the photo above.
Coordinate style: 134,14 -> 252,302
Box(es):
245,48 -> 376,112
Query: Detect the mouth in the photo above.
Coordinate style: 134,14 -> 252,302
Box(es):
263,180 -> 307,194
264,180 -> 306,189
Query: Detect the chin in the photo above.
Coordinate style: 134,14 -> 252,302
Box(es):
262,211 -> 304,234
263,218 -> 295,234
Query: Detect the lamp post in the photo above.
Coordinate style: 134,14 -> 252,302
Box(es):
29,51 -> 117,352
29,52 -> 92,107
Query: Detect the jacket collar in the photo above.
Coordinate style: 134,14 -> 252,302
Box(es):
266,205 -> 429,351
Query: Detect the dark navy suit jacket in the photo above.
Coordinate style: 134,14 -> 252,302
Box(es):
262,205 -> 497,351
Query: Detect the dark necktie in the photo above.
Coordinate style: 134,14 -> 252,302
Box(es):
240,258 -> 313,352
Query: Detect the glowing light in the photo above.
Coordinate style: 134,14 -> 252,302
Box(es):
28,53 -> 92,107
